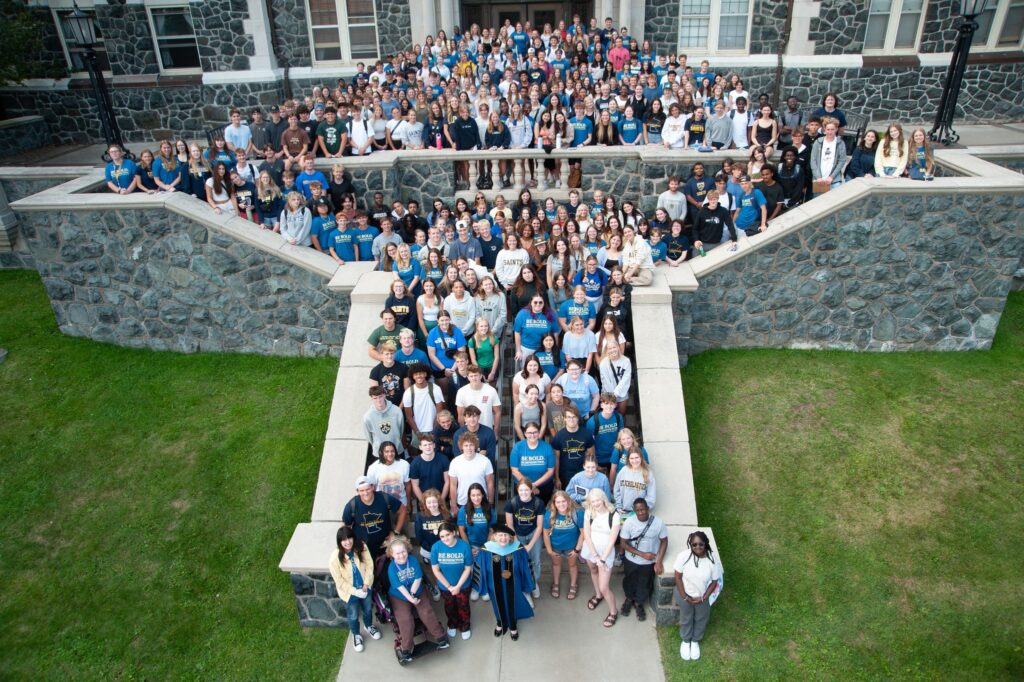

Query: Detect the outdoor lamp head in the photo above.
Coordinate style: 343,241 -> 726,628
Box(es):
960,0 -> 988,17
65,2 -> 97,47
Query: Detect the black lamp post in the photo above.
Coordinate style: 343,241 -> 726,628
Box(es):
64,1 -> 131,162
929,0 -> 988,146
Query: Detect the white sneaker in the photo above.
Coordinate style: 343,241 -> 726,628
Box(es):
366,625 -> 382,640
532,587 -> 541,599
447,628 -> 457,638
680,640 -> 691,660
555,180 -> 562,188
470,590 -> 480,601
461,629 -> 472,640
539,180 -> 548,190
482,592 -> 490,602
691,641 -> 701,660
353,635 -> 364,653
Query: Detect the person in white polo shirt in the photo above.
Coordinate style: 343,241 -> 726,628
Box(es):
455,364 -> 502,432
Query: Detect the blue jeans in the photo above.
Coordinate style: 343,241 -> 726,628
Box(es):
344,591 -> 374,633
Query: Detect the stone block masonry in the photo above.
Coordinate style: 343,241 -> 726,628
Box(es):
16,208 -> 349,357
674,192 -> 1023,356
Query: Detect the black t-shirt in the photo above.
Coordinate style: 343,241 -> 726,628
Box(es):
342,493 -> 401,555
759,181 -> 786,216
504,496 -> 546,537
385,293 -> 417,329
478,235 -> 502,270
370,361 -> 408,406
551,427 -> 595,483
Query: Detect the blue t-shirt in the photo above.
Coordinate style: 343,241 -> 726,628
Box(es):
569,116 -> 594,147
535,350 -> 560,380
510,440 -> 555,481
430,539 -> 473,591
409,454 -> 449,492
457,505 -> 497,547
736,189 -> 767,229
396,259 -> 424,288
297,170 -> 329,199
514,309 -> 556,350
556,374 -> 600,417
617,118 -> 642,144
105,159 -> 138,190
153,158 -> 182,189
543,509 -> 584,551
396,347 -> 430,367
387,557 -> 424,601
426,326 -> 467,369
558,299 -> 597,327
327,228 -> 357,261
311,215 -> 336,245
511,31 -> 530,54
573,269 -> 608,300
354,226 -> 380,261
587,411 -> 624,465
613,445 -> 651,470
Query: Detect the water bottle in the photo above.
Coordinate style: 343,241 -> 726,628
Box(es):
699,246 -> 706,257
435,132 -> 442,149
556,133 -> 562,149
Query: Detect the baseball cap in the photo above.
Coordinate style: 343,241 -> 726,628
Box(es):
355,476 -> 372,489
269,105 -> 280,113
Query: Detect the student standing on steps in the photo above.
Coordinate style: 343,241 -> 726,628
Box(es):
618,498 -> 668,623
430,521 -> 474,641
504,479 -> 546,599
328,526 -> 382,653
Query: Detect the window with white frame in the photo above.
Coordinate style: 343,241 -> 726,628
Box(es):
678,0 -> 752,54
974,0 -> 1024,48
147,5 -> 201,72
307,0 -> 380,64
52,7 -> 111,73
864,0 -> 927,51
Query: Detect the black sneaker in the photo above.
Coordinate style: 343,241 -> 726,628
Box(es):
621,599 -> 633,617
436,638 -> 451,650
636,603 -> 647,621
397,650 -> 413,666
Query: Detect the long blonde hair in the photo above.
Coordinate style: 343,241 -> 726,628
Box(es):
882,122 -> 907,158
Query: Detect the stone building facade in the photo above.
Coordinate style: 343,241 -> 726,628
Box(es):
0,0 -> 1021,145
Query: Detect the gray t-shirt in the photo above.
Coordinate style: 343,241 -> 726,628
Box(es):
620,514 -> 668,566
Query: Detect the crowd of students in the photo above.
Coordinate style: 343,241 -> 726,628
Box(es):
96,13 -> 950,663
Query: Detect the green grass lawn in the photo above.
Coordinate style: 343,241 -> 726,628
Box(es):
0,270 -> 344,680
663,291 -> 1024,679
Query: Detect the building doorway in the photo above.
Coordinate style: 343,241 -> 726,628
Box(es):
460,2 -> 591,32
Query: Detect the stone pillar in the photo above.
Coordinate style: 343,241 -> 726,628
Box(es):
787,0 -> 820,55
0,183 -> 18,251
410,0 -> 437,46
243,0 -> 279,72
619,0 -> 632,34
439,0 -> 455,35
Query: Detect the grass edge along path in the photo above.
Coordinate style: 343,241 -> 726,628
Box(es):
0,270 -> 346,680
660,291 -> 1024,680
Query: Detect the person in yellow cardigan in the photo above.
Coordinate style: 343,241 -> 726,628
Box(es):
329,526 -> 382,653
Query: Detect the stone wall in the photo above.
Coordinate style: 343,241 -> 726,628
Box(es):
748,0 -> 787,55
395,159 -> 454,210
0,81 -> 285,145
290,572 -> 347,628
16,207 -> 348,356
809,0 -> 868,55
270,0 -> 313,68
673,192 -> 1023,357
96,2 -> 160,76
192,0 -> 256,73
919,0 -> 959,54
376,0 -> 412,60
643,0 -> 679,53
0,118 -> 52,160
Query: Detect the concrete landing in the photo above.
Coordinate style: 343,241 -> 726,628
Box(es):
335,572 -> 665,682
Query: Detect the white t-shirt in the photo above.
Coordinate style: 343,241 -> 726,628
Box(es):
516,374 -> 551,403
731,111 -> 751,149
455,384 -> 501,429
402,382 -> 443,433
448,454 -> 494,505
818,138 -> 839,180
673,550 -> 723,598
366,459 -> 410,506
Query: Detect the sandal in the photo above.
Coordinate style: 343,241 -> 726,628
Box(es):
550,584 -> 560,599
587,595 -> 603,610
567,585 -> 578,600
603,612 -> 618,628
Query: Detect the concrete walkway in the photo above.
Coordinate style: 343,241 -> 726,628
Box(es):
3,122 -> 1024,167
335,572 -> 665,682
